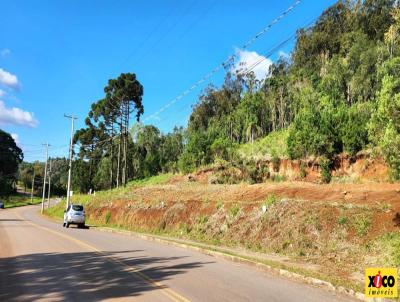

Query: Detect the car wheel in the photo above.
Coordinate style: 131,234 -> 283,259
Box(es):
66,222 -> 70,228
63,222 -> 66,227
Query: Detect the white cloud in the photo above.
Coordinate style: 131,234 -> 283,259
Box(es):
232,49 -> 272,81
0,68 -> 19,89
11,133 -> 21,146
0,89 -> 5,97
279,50 -> 290,59
0,100 -> 38,127
1,49 -> 11,57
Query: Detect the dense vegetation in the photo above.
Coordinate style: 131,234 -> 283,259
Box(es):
17,0 -> 400,193
180,0 -> 400,178
0,129 -> 23,196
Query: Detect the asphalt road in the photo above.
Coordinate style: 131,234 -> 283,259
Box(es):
0,205 -> 357,302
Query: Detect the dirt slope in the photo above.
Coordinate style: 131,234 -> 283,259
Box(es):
80,175 -> 400,289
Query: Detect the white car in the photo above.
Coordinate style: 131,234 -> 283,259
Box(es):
63,204 -> 85,228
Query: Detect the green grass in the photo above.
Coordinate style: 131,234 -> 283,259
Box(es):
1,193 -> 42,208
69,173 -> 175,206
376,232 -> 400,266
44,174 -> 174,220
237,130 -> 289,159
263,194 -> 278,207
270,174 -> 287,182
127,173 -> 173,187
352,213 -> 372,236
45,201 -> 65,218
105,211 -> 111,224
229,203 -> 241,218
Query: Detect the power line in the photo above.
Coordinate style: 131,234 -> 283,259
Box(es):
142,0 -> 302,123
120,4 -> 177,68
71,2 -> 301,149
152,21 -> 315,129
75,133 -> 121,149
163,0 -> 218,52
132,0 -> 199,65
66,1 -> 303,153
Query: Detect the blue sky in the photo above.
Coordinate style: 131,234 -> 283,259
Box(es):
0,0 -> 336,162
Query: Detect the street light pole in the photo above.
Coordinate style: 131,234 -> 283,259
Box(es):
47,158 -> 52,208
31,172 -> 35,203
41,143 -> 49,214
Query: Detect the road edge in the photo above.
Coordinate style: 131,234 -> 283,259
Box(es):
95,226 -> 372,302
41,212 -> 391,302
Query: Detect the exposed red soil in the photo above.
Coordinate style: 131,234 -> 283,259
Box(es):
192,152 -> 389,184
85,156 -> 400,285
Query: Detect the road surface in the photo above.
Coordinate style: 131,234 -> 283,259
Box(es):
0,205 -> 356,302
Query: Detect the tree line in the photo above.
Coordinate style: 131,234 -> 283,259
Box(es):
178,0 -> 400,180
13,0 -> 400,195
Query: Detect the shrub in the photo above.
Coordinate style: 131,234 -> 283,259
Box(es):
178,152 -> 196,174
105,211 -> 111,224
337,216 -> 348,225
353,214 -> 372,236
198,215 -> 208,224
264,194 -> 278,207
300,161 -> 307,179
271,174 -> 286,182
237,129 -> 289,159
368,70 -> 400,179
229,204 -> 240,218
272,154 -> 281,172
214,166 -> 242,184
243,160 -> 266,184
320,157 -> 332,183
341,103 -> 371,156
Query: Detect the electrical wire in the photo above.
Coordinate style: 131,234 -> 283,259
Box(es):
134,0 -> 199,65
120,3 -> 177,68
152,17 -> 317,129
61,1 -> 303,153
162,0 -> 218,52
142,0 -> 302,123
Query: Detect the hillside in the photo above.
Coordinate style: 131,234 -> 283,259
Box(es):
46,172 -> 400,292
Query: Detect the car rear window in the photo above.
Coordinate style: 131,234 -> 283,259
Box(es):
72,205 -> 83,211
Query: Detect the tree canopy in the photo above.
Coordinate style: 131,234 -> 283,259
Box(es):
0,129 -> 23,195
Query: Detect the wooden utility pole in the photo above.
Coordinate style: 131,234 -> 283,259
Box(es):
30,173 -> 35,203
64,114 -> 77,209
47,158 -> 52,208
41,143 -> 50,214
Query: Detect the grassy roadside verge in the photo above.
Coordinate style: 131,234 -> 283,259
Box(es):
2,193 -> 42,208
43,201 -> 364,297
